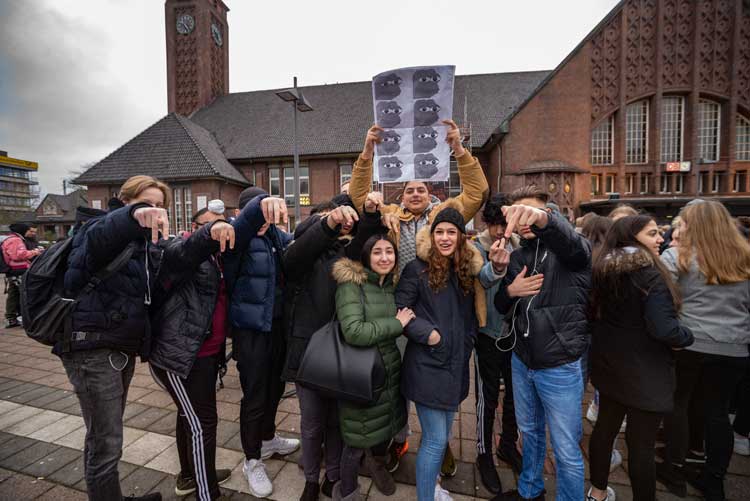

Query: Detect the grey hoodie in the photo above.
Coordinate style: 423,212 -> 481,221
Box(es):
661,247 -> 750,357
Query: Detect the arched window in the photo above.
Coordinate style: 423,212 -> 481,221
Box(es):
698,99 -> 721,162
591,115 -> 614,165
625,100 -> 649,164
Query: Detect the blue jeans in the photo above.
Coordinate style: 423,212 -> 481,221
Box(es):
61,348 -> 135,501
415,404 -> 455,501
512,353 -> 584,501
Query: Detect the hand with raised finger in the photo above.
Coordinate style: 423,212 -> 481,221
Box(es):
507,265 -> 544,298
382,213 -> 400,235
261,197 -> 289,226
501,205 -> 548,238
489,237 -> 510,274
442,119 -> 465,157
364,191 -> 383,213
362,124 -> 384,160
210,221 -> 236,252
133,207 -> 170,242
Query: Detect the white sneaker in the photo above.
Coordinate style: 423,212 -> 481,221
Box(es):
586,401 -> 598,423
586,486 -> 616,501
260,434 -> 300,460
243,458 -> 273,497
609,449 -> 622,472
734,432 -> 750,456
620,416 -> 627,433
434,482 -> 453,501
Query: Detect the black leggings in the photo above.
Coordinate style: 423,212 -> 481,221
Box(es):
589,394 -> 662,501
340,441 -> 389,497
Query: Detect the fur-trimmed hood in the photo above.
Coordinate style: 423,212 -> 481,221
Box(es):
332,257 -> 368,285
332,257 -> 396,286
600,246 -> 654,274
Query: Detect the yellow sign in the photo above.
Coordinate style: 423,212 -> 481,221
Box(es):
0,155 -> 38,170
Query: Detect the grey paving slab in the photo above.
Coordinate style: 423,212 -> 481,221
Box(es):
0,435 -> 37,461
23,446 -> 81,478
36,484 -> 89,501
26,388 -> 74,408
44,392 -> 81,413
0,440 -> 60,470
47,456 -> 86,487
0,378 -> 25,393
124,405 -> 171,430
0,470 -> 56,498
216,419 -> 241,447
119,466 -> 168,498
122,402 -> 150,422
0,381 -> 41,400
145,410 -> 178,436
8,384 -> 58,405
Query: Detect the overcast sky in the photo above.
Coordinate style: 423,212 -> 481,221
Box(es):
0,0 -> 619,196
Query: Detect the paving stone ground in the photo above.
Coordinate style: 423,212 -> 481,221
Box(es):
1,290 -> 748,499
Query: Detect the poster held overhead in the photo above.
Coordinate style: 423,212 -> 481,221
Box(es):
371,65 -> 455,183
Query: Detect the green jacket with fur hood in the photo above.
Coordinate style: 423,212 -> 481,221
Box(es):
332,257 -> 407,449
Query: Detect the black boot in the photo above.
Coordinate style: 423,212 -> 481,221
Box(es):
477,453 -> 501,494
300,481 -> 320,501
655,461 -> 687,498
496,439 -> 523,475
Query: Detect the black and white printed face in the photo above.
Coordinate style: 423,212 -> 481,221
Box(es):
377,130 -> 402,155
413,69 -> 441,98
414,99 -> 440,126
414,153 -> 439,179
413,126 -> 438,153
377,101 -> 403,128
378,156 -> 404,181
374,73 -> 403,100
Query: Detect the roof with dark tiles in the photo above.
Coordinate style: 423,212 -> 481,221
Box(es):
190,70 -> 551,160
74,113 -> 248,185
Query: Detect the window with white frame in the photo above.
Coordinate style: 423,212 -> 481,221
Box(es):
675,174 -> 684,193
605,174 -> 616,194
737,115 -> 750,161
269,167 -> 280,197
639,173 -> 650,194
184,186 -> 192,222
661,96 -> 684,163
173,187 -> 183,232
591,174 -> 601,196
734,171 -> 747,192
591,115 -> 614,165
626,100 -> 649,164
448,159 -> 461,197
170,185 -> 194,233
284,168 -> 295,206
698,100 -> 721,162
625,173 -> 636,194
713,171 -> 725,193
339,161 -> 352,188
282,165 -> 310,206
660,174 -> 670,193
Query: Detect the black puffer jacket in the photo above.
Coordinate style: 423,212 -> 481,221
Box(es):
281,211 -> 384,382
148,223 -> 224,378
591,248 -> 693,413
495,213 -> 592,369
395,226 -> 484,411
60,203 -> 162,357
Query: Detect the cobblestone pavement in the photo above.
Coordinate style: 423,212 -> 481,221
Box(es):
1,291 -> 748,499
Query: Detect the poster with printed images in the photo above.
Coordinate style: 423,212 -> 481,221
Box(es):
371,65 -> 455,183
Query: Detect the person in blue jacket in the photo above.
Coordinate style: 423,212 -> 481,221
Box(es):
223,187 -> 299,498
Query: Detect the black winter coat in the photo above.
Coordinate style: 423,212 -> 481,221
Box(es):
61,203 -> 162,357
395,227 -> 484,411
148,223 -> 225,378
591,248 -> 694,413
281,211 -> 385,382
495,213 -> 592,369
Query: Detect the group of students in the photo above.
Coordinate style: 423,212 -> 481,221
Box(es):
15,118 -> 749,501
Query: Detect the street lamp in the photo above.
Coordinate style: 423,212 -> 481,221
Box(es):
275,76 -> 314,226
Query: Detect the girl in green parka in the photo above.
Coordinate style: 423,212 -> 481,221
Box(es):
331,234 -> 415,501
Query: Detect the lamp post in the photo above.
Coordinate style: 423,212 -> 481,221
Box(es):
275,77 -> 314,226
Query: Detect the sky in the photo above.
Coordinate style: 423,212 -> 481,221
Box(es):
0,0 -> 620,197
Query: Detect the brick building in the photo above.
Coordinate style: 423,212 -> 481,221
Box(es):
0,151 -> 40,230
75,0 -> 750,228
32,189 -> 88,240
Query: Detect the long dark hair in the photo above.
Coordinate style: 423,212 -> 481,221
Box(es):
581,214 -> 612,254
361,234 -> 398,273
591,215 -> 680,319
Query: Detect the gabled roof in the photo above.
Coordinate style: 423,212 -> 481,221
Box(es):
190,71 -> 551,160
35,189 -> 88,220
74,113 -> 248,185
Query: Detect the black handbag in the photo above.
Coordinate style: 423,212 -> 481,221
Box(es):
296,286 -> 386,406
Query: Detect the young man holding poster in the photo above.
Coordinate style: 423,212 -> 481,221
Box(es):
349,119 -> 489,477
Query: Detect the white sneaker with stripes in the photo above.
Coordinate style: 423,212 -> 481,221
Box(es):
261,434 -> 300,459
243,459 -> 273,498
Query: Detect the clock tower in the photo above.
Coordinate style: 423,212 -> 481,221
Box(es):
165,0 -> 229,116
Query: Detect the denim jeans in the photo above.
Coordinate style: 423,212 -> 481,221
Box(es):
415,403 -> 455,501
61,348 -> 135,501
511,353 -> 584,501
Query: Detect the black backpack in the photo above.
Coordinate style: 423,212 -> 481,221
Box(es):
20,238 -> 134,346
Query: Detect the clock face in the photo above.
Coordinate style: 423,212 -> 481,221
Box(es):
176,14 -> 195,35
211,23 -> 223,47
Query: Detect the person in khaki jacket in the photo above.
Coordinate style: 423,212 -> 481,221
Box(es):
348,119 -> 489,479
